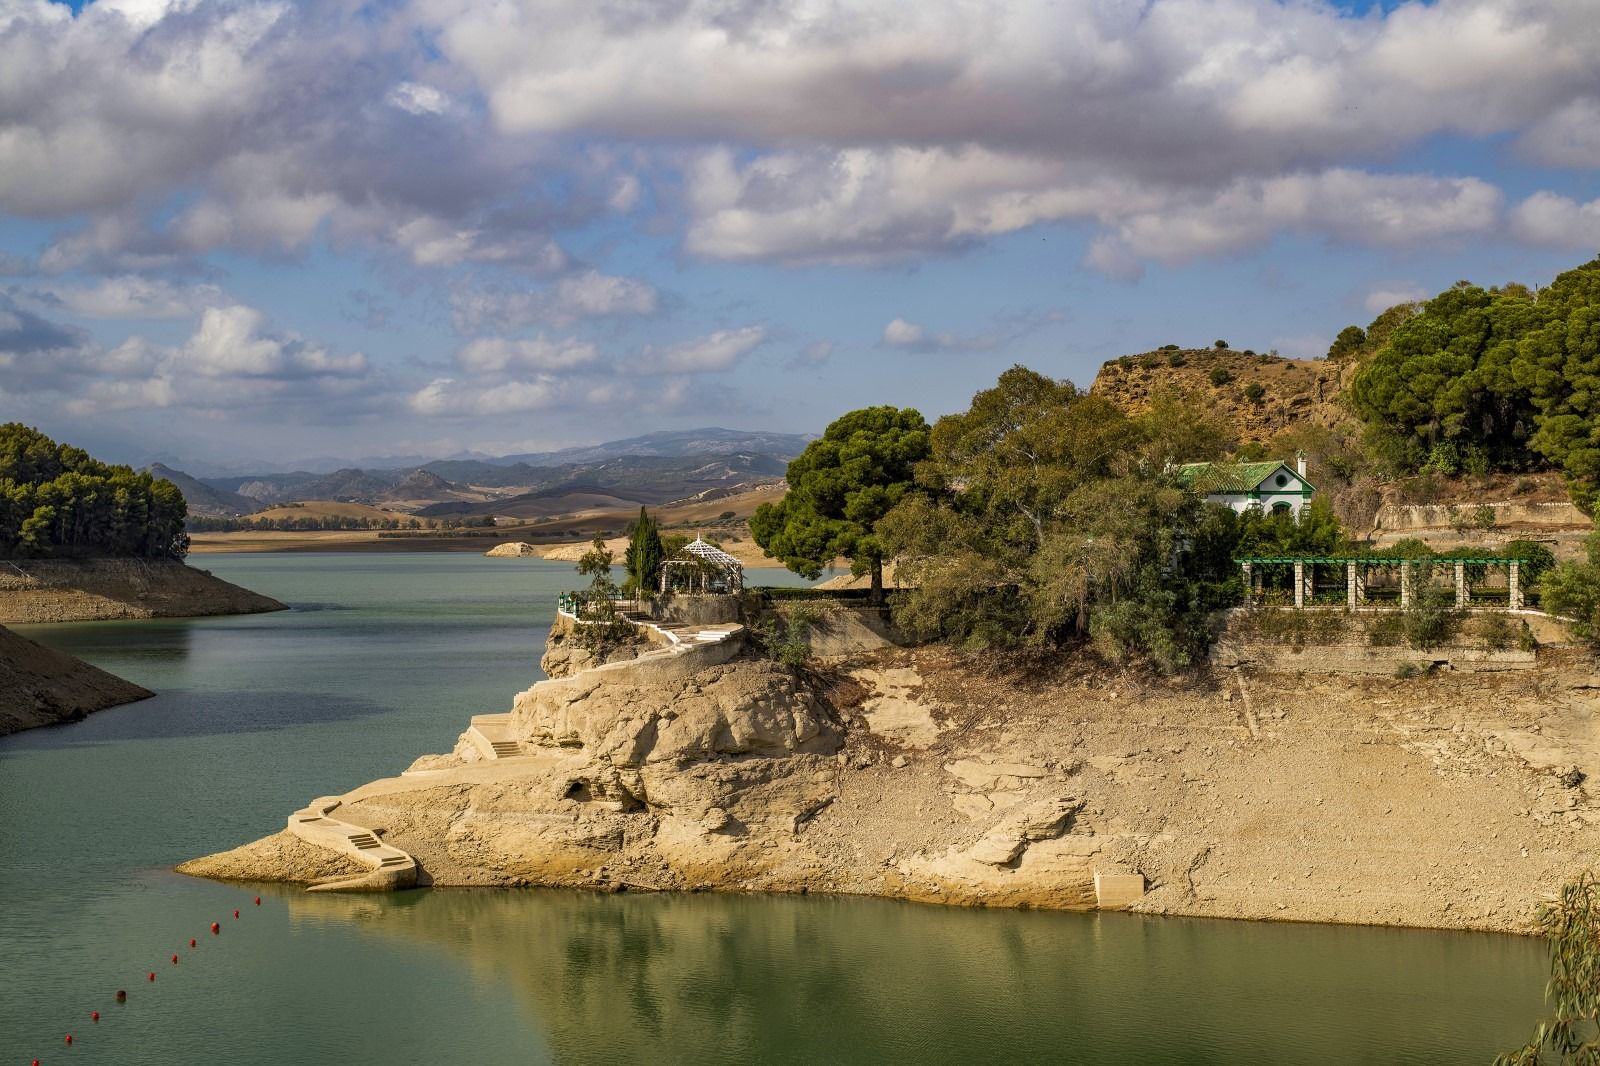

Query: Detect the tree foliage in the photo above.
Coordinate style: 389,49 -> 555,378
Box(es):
1498,872 -> 1600,1065
1345,258 -> 1600,510
1541,533 -> 1600,641
623,506 -> 664,595
751,405 -> 930,600
878,366 -> 1240,671
0,423 -> 188,559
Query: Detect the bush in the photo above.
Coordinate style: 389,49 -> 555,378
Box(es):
1214,339 -> 1229,349
1366,614 -> 1404,647
1475,612 -> 1515,650
1243,382 -> 1266,403
1403,581 -> 1460,649
755,604 -> 820,669
1209,367 -> 1234,387
718,510 -> 737,520
1160,344 -> 1180,351
1167,352 -> 1187,367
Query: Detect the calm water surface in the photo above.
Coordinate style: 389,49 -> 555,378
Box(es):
0,554 -> 1550,1064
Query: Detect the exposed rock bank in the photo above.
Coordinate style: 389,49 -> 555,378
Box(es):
186,625 -> 1600,934
0,624 -> 152,735
0,558 -> 285,623
484,542 -> 540,558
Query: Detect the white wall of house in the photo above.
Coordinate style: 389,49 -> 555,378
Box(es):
1204,466 -> 1314,518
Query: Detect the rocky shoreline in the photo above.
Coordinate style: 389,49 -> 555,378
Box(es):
0,623 -> 153,735
182,618 -> 1600,935
0,557 -> 286,624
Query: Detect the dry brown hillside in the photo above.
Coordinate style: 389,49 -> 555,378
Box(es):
1090,347 -> 1350,445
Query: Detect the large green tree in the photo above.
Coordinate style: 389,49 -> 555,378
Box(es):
1517,257 -> 1600,510
0,423 -> 187,559
623,506 -> 664,595
877,366 -> 1239,669
1348,283 -> 1542,475
751,405 -> 930,602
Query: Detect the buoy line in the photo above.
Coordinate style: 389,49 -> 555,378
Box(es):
33,894 -> 263,1063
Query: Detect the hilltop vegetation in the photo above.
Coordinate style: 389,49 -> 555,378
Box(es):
0,424 -> 187,560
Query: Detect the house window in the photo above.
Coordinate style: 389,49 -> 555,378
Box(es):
1271,502 -> 1292,517
1274,473 -> 1289,487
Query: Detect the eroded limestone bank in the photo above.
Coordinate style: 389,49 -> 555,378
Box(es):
0,623 -> 153,735
185,625 -> 1600,933
0,558 -> 286,624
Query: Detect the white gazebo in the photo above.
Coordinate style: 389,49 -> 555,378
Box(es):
659,537 -> 744,594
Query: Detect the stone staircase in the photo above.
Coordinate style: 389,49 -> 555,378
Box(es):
287,797 -> 419,892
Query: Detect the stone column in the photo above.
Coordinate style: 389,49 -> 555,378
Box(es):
1346,561 -> 1358,610
1293,561 -> 1305,609
1241,562 -> 1254,607
1401,563 -> 1413,609
1509,561 -> 1522,610
1455,561 -> 1468,608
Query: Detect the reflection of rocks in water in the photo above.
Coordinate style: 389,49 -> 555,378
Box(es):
280,888 -> 1544,1065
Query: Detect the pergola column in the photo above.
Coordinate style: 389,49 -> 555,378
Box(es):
1241,561 -> 1255,606
1293,561 -> 1305,609
1400,563 -> 1414,609
1346,561 -> 1359,609
1509,561 -> 1522,610
1454,561 -> 1468,608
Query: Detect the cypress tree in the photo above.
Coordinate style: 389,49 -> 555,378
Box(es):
625,506 -> 664,594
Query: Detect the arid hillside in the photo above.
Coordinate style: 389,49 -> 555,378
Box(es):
1090,347 -> 1349,445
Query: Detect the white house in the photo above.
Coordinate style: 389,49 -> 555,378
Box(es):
1176,457 -> 1315,519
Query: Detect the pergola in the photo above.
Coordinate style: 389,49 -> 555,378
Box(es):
660,537 -> 744,595
1237,555 -> 1528,610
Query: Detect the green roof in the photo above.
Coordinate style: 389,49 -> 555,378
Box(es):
1176,460 -> 1311,494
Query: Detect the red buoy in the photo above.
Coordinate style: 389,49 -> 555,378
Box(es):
91,1010 -> 100,1022
64,1034 -> 73,1045
147,971 -> 156,982
189,938 -> 196,948
254,896 -> 261,906
232,910 -> 239,919
33,1058 -> 41,1065
171,954 -> 179,964
210,922 -> 220,934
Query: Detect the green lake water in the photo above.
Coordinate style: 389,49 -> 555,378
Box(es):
0,553 -> 1551,1064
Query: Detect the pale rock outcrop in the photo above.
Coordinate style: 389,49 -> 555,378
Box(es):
485,542 -> 540,558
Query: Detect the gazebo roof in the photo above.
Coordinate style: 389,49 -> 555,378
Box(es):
675,537 -> 742,570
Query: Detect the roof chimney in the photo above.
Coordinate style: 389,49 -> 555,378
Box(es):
1296,453 -> 1307,479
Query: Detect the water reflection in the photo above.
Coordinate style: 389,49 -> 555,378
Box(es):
284,888 -> 1546,1066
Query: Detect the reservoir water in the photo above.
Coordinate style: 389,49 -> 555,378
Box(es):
0,553 -> 1550,1064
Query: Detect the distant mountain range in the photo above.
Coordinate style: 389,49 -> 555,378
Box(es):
150,427 -> 808,518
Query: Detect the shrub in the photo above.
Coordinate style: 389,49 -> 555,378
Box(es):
1403,581 -> 1460,649
1214,339 -> 1229,349
1476,611 -> 1515,651
1366,613 -> 1404,647
1243,382 -> 1266,403
1167,352 -> 1187,367
1209,367 -> 1234,387
718,510 -> 737,520
1160,343 -> 1180,351
755,604 -> 820,669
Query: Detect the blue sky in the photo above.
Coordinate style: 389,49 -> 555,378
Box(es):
2,0 -> 1598,473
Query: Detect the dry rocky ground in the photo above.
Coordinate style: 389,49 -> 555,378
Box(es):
0,623 -> 153,735
0,558 -> 285,623
186,628 -> 1600,935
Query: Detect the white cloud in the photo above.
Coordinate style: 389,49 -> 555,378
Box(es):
409,376 -> 562,417
882,319 -> 925,348
643,326 -> 766,373
38,276 -> 225,319
1364,283 -> 1429,315
387,81 -> 451,116
1509,191 -> 1600,250
456,335 -> 598,372
450,271 -> 659,332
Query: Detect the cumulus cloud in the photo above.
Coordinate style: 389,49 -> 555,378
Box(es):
32,276 -> 225,319
1364,283 -> 1430,315
456,335 -> 598,372
642,326 -> 766,373
1509,191 -> 1600,249
0,299 -> 374,418
409,376 -> 563,417
450,271 -> 659,332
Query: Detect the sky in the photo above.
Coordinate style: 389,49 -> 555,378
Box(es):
1,0 -> 1598,473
